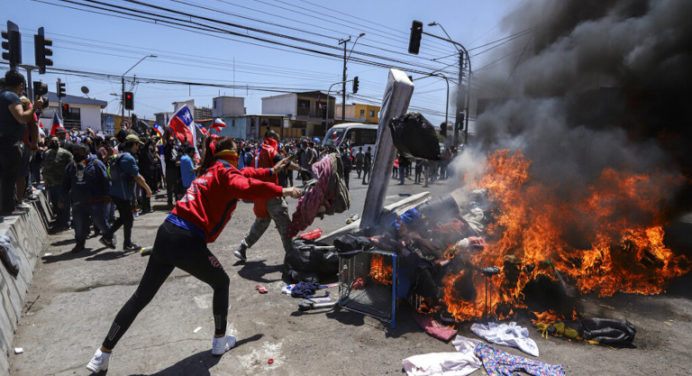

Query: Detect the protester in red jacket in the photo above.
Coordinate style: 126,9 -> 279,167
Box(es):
86,135 -> 301,373
234,130 -> 300,263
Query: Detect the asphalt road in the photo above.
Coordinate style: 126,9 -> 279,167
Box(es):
9,170 -> 692,375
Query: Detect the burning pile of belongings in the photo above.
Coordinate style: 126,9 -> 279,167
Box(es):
284,111 -> 690,360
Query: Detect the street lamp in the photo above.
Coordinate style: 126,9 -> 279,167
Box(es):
121,54 -> 157,121
427,22 -> 471,145
338,32 -> 365,121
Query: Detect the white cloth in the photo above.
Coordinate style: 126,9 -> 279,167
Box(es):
402,352 -> 481,376
470,321 -> 539,357
452,334 -> 481,354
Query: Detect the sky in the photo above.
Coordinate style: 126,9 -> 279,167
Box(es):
3,0 -> 521,126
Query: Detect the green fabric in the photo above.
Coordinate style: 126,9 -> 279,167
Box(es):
42,148 -> 73,186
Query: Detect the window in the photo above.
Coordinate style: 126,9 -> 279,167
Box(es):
369,110 -> 375,118
359,109 -> 365,117
297,99 -> 310,116
353,128 -> 377,146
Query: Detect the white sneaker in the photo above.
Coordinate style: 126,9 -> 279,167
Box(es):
211,335 -> 236,356
86,348 -> 111,373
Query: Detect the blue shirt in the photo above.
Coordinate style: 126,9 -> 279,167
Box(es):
0,90 -> 24,145
180,154 -> 195,189
109,152 -> 139,200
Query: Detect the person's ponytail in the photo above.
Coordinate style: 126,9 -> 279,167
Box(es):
196,135 -> 236,177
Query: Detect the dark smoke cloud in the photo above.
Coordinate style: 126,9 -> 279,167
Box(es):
465,0 -> 692,214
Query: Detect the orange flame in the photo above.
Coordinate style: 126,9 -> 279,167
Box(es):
369,254 -> 393,285
441,149 -> 690,321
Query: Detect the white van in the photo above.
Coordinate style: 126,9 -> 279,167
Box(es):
322,123 -> 378,152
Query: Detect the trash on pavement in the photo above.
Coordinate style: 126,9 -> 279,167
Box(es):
255,284 -> 268,294
140,246 -> 153,256
193,326 -> 202,333
14,347 -> 23,354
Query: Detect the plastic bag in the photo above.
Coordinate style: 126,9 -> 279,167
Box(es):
389,112 -> 441,160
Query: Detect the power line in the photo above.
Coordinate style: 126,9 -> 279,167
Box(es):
49,0 -> 457,77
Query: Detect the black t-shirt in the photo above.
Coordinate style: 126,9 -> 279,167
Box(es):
0,90 -> 24,145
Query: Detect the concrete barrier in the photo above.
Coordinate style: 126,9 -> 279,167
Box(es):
0,194 -> 49,375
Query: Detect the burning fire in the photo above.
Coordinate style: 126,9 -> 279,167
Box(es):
442,149 -> 690,321
370,254 -> 393,285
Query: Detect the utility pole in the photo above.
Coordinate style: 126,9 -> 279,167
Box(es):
338,36 -> 351,122
338,33 -> 365,123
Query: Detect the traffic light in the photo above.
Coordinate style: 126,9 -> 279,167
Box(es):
408,20 -> 423,55
56,79 -> 66,98
1,21 -> 21,69
124,91 -> 134,110
352,76 -> 359,94
440,122 -> 447,137
34,27 -> 53,74
61,103 -> 70,119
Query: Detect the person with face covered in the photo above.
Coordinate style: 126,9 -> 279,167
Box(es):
86,135 -> 301,373
63,144 -> 112,253
41,135 -> 73,231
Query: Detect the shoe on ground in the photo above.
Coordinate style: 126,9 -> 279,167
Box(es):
123,242 -> 140,252
70,243 -> 86,253
211,335 -> 236,356
86,348 -> 111,373
233,243 -> 247,262
99,236 -> 117,249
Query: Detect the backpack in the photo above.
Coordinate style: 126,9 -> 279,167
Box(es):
106,153 -> 127,182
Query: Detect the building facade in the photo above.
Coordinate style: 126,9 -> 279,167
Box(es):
261,91 -> 335,137
334,103 -> 381,124
212,96 -> 245,118
39,92 -> 107,131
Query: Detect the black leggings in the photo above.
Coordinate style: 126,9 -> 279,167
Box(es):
102,221 -> 230,350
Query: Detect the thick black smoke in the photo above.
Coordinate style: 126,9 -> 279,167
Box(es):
466,0 -> 692,215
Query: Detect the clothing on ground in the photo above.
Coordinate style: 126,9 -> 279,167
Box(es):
0,235 -> 20,277
474,342 -> 564,376
290,281 -> 323,298
402,352 -> 481,376
471,321 -> 539,357
413,312 -> 457,341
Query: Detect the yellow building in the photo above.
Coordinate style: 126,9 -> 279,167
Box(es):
334,103 -> 380,124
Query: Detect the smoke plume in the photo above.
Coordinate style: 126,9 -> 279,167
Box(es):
458,0 -> 692,217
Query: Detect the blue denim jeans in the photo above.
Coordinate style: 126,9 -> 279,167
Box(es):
72,201 -> 111,243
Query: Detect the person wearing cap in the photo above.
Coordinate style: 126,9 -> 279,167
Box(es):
100,134 -> 152,252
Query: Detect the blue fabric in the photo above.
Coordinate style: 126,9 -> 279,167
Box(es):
391,208 -> 422,229
109,152 -> 139,200
165,213 -> 206,241
64,156 -> 110,203
72,202 -> 110,242
0,90 -> 24,144
474,343 -> 565,376
290,281 -> 323,298
180,154 -> 195,189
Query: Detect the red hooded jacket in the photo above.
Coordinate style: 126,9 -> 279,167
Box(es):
253,137 -> 279,218
171,159 -> 283,243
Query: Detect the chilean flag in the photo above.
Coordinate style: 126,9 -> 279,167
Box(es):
153,122 -> 163,137
195,122 -> 209,137
50,111 -> 64,136
210,118 -> 226,133
167,105 -> 195,145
